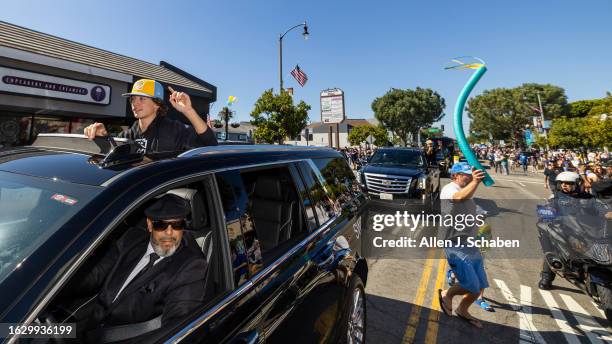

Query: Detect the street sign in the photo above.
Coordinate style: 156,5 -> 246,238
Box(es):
320,88 -> 345,124
366,135 -> 374,144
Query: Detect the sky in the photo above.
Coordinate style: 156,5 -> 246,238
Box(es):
2,0 -> 612,138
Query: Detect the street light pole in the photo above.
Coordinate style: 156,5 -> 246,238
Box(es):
279,34 -> 283,93
278,21 -> 309,93
536,92 -> 547,140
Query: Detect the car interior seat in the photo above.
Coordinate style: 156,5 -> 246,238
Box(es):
250,176 -> 294,252
166,188 -> 213,262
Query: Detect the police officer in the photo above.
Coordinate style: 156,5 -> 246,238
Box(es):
84,79 -> 217,152
538,171 -> 612,290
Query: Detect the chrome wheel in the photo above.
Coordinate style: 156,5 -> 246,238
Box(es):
347,287 -> 365,344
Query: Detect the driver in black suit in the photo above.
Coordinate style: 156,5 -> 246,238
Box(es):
73,194 -> 207,343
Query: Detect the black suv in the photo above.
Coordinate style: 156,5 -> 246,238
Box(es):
0,134 -> 368,343
359,147 -> 440,210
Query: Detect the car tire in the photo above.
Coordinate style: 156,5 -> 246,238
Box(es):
338,275 -> 366,344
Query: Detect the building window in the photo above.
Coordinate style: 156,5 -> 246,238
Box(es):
70,118 -> 95,135
33,116 -> 71,136
0,116 -> 21,147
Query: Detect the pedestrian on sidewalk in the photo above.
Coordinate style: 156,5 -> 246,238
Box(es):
494,150 -> 503,174
519,152 -> 528,175
438,162 -> 488,329
508,152 -> 516,173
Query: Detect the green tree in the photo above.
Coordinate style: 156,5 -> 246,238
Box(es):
467,83 -> 570,146
517,83 -> 570,119
548,117 -> 584,148
250,89 -> 310,144
347,124 -> 388,146
588,95 -> 612,118
371,87 -> 445,146
582,115 -> 612,148
569,100 -> 596,118
467,88 -> 525,144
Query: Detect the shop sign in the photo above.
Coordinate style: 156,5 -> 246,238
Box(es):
320,88 -> 345,124
0,66 -> 111,105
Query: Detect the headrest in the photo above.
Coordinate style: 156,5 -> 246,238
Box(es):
166,188 -> 208,231
253,176 -> 283,200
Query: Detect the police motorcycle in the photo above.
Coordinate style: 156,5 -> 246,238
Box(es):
536,172 -> 612,325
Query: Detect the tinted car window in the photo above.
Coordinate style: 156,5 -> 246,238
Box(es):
297,161 -> 336,225
216,171 -> 256,287
289,164 -> 318,231
0,171 -> 99,285
369,150 -> 425,167
216,166 -> 307,284
312,157 -> 360,206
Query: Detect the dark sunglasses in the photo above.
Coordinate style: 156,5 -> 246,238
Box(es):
151,219 -> 186,231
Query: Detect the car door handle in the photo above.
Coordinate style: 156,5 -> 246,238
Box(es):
233,330 -> 260,344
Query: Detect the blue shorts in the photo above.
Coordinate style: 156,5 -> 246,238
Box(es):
445,245 -> 489,294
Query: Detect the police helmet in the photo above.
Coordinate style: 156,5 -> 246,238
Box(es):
556,171 -> 580,183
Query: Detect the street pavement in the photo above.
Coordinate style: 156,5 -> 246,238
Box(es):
363,170 -> 612,344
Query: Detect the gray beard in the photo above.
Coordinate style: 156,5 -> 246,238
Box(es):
151,236 -> 180,257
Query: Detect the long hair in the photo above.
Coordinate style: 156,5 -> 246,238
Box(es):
153,99 -> 168,117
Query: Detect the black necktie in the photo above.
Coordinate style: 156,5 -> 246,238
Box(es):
133,252 -> 160,282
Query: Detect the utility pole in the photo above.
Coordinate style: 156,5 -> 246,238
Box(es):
536,92 -> 550,151
536,92 -> 547,140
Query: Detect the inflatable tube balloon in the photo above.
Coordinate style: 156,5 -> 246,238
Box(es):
446,57 -> 494,186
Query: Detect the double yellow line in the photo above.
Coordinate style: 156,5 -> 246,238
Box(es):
402,249 -> 448,344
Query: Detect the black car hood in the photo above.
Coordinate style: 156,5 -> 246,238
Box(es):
362,164 -> 425,177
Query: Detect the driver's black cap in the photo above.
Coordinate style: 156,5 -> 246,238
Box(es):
145,194 -> 190,220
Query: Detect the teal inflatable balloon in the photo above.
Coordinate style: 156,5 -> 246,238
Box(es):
453,65 -> 494,186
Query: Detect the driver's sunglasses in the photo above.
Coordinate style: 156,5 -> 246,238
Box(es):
151,219 -> 186,231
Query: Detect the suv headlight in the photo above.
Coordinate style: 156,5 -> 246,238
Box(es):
417,175 -> 427,190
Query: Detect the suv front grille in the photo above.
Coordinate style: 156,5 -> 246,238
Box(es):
364,173 -> 411,194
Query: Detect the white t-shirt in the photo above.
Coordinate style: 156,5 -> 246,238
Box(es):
440,181 -> 478,239
441,182 -> 461,200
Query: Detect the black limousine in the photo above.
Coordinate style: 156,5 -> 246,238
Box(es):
0,134 -> 368,344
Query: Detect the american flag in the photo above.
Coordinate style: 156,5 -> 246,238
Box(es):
290,65 -> 308,87
528,104 -> 541,114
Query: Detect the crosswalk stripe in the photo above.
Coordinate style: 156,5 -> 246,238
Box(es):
493,279 -> 546,344
559,294 -> 612,343
539,289 -> 581,344
520,285 -> 548,344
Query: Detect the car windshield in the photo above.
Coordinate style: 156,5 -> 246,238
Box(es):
0,171 -> 100,285
369,150 -> 424,167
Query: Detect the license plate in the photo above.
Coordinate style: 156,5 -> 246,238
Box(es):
380,193 -> 393,200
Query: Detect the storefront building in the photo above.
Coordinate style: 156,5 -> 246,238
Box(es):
0,21 -> 216,148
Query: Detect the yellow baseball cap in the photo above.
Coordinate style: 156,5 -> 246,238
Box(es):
122,79 -> 164,101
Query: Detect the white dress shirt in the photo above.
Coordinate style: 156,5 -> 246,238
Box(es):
113,242 -> 164,303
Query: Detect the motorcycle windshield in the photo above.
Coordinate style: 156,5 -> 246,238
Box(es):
553,194 -> 611,262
